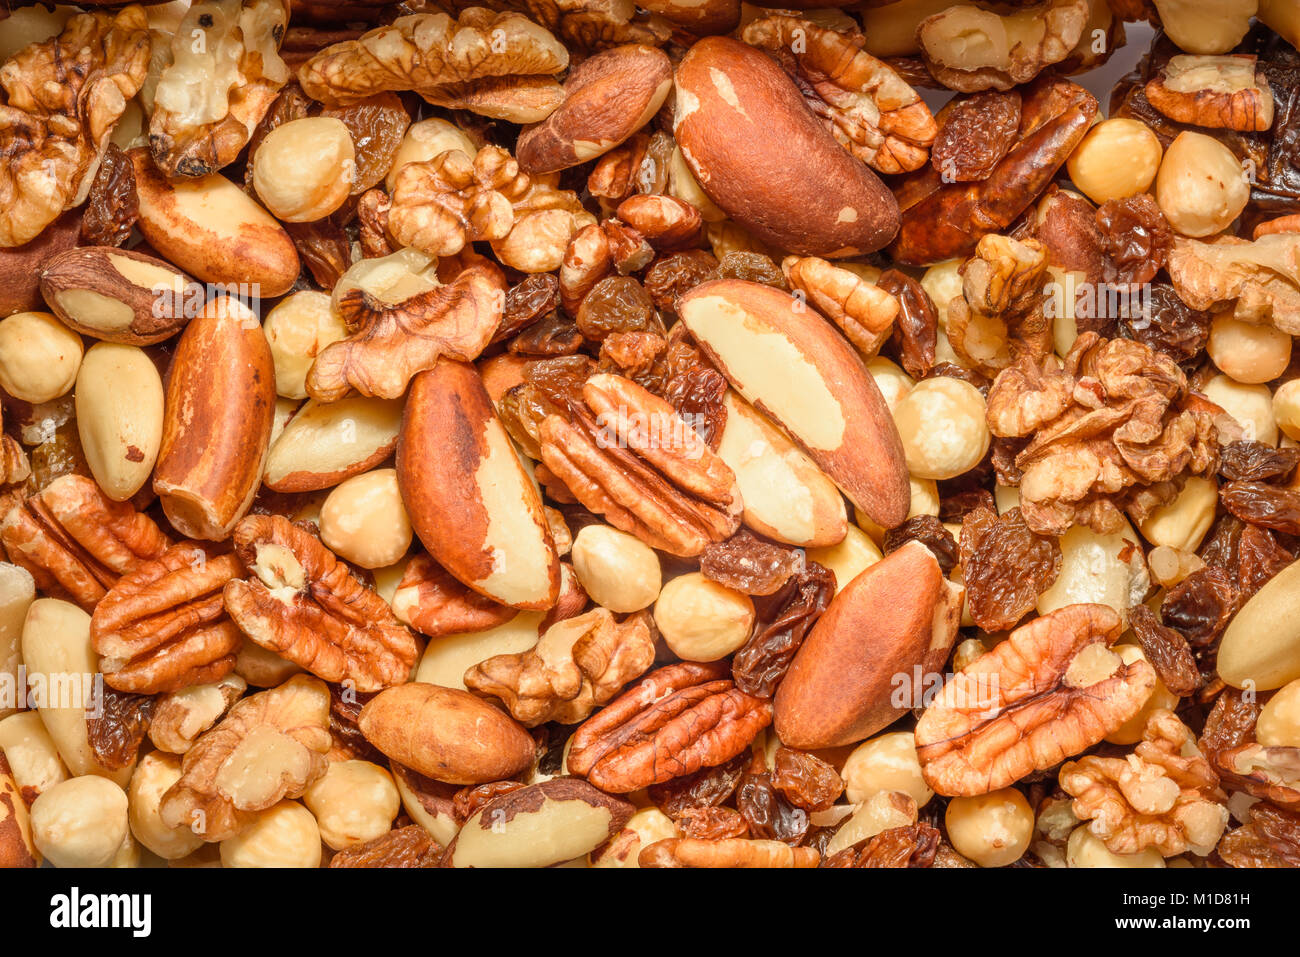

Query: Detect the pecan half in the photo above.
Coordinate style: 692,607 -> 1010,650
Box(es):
391,553 -> 517,639
223,515 -> 419,692
464,607 -> 655,726
0,474 -> 169,610
567,661 -> 772,793
915,604 -> 1157,796
539,373 -> 743,557
91,543 -> 244,694
1145,55 -> 1274,133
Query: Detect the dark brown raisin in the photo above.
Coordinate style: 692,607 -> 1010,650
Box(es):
1237,523 -> 1295,599
1096,193 -> 1172,286
711,251 -> 787,289
883,515 -> 959,575
509,312 -> 584,356
699,531 -> 804,596
772,747 -> 843,812
648,753 -> 750,819
821,823 -> 941,868
931,91 -> 1021,183
732,561 -> 835,698
643,250 -> 719,312
328,825 -> 442,868
736,771 -> 808,845
1218,802 -> 1300,869
1218,441 -> 1300,484
1118,283 -> 1211,365
1221,481 -> 1300,535
495,273 -> 561,343
1161,566 -> 1240,648
576,276 -> 660,343
939,488 -> 996,523
80,143 -> 137,247
1129,604 -> 1200,697
285,219 -> 352,290
677,806 -> 749,840
878,269 -> 938,379
958,506 -> 1061,632
86,686 -> 154,771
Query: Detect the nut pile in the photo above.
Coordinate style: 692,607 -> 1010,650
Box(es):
3,0 -> 1300,870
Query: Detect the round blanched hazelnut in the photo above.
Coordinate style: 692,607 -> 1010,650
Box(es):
855,477 -> 938,544
385,118 -> 477,192
219,801 -> 322,868
653,572 -> 754,662
1138,475 -> 1217,553
1257,679 -> 1300,748
866,356 -> 915,412
127,751 -> 203,860
806,525 -> 882,594
570,525 -> 662,613
1066,118 -> 1164,204
1067,825 -> 1165,868
1274,380 -> 1300,442
1106,645 -> 1180,745
303,759 -> 400,850
253,117 -> 356,222
319,469 -> 412,569
892,377 -> 990,481
1208,313 -> 1292,384
920,259 -> 963,329
0,311 -> 83,403
31,775 -> 129,868
841,731 -> 933,809
1154,131 -> 1250,238
1204,374 -> 1279,446
945,788 -> 1034,868
263,291 -> 348,400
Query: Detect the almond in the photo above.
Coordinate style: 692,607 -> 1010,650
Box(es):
774,541 -> 964,749
153,297 -> 276,540
397,358 -> 561,610
130,148 -> 299,298
673,36 -> 900,257
358,683 -> 535,785
678,278 -> 909,529
74,342 -> 164,501
40,246 -> 195,345
263,396 -> 403,493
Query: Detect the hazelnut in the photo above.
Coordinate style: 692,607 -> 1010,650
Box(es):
219,800 -> 322,868
1154,131 -> 1250,238
1257,678 -> 1300,748
31,775 -> 129,868
571,525 -> 662,613
1274,380 -> 1300,442
841,731 -> 933,809
1066,118 -> 1163,204
264,291 -> 349,400
805,525 -> 882,594
319,469 -> 413,569
1067,825 -> 1165,868
866,356 -> 915,412
945,788 -> 1034,868
1204,374 -> 1279,446
302,759 -> 400,850
1105,645 -> 1180,745
252,117 -> 356,222
1209,313 -> 1292,385
652,572 -> 754,662
127,751 -> 204,860
1137,475 -> 1218,552
385,118 -> 477,192
0,311 -> 83,403
1151,0 -> 1256,55
892,376 -> 990,480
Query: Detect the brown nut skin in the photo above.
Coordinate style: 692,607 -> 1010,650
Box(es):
396,358 -> 561,610
774,541 -> 964,750
0,211 -> 79,317
153,297 -> 276,541
40,246 -> 195,345
677,279 -> 909,530
516,45 -> 673,175
673,36 -> 900,258
357,683 -> 535,785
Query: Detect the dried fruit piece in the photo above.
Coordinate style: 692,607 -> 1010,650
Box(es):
328,824 -> 442,868
930,91 -> 1021,183
1096,193 -> 1173,287
1160,566 -> 1239,649
821,823 -> 941,868
321,93 -> 410,194
1117,284 -> 1211,365
737,771 -> 809,845
732,562 -> 835,699
883,515 -> 958,575
1218,441 -> 1300,484
648,753 -> 750,820
772,747 -> 843,812
699,532 -> 804,597
1128,604 -> 1200,697
958,505 -> 1061,632
85,687 -> 154,772
1221,482 -> 1300,535
678,806 -> 748,841
79,143 -> 138,248
1218,802 -> 1300,868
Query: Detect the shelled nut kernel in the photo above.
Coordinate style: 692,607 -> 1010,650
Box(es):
1067,826 -> 1165,868
31,775 -> 130,868
127,752 -> 204,860
1208,313 -> 1292,384
571,525 -> 662,613
1038,522 -> 1149,625
0,311 -> 83,403
303,760 -> 400,850
945,789 -> 1034,868
385,118 -> 477,191
74,342 -> 165,501
866,356 -> 915,412
252,117 -> 356,222
219,801 -> 322,868
1066,118 -> 1163,204
1257,679 -> 1300,748
806,525 -> 883,594
415,612 -> 542,691
653,573 -> 755,662
319,469 -> 413,569
1275,380 -> 1300,441
841,731 -> 933,808
1105,646 -> 1179,745
1155,131 -> 1250,237
1203,375 -> 1279,446
264,291 -> 349,400
892,377 -> 990,480
855,477 -> 939,544
1137,475 -> 1218,553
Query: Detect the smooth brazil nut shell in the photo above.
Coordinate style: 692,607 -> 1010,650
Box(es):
516,44 -> 673,174
358,683 -> 535,785
130,148 -> 300,298
673,36 -> 900,257
678,279 -> 909,529
774,541 -> 964,749
154,297 -> 276,540
1218,558 -> 1300,691
397,358 -> 561,610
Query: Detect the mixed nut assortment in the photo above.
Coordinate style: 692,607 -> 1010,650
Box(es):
3,0 -> 1300,871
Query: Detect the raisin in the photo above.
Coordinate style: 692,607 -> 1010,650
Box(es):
328,825 -> 443,868
883,515 -> 959,575
1096,193 -> 1172,286
1237,523 -> 1295,599
524,355 -> 597,410
1218,802 -> 1300,869
1117,283 -> 1211,365
732,561 -> 835,698
990,436 -> 1027,486
939,488 -> 996,523
931,91 -> 1021,183
821,823 -> 941,868
508,312 -> 584,356
772,747 -> 843,812
328,682 -> 381,762
495,273 -> 560,343
80,143 -> 137,247
699,531 -> 804,596
711,251 -> 787,289
958,506 -> 1061,632
677,806 -> 749,840
878,269 -> 938,379
644,250 -> 719,312
1161,566 -> 1240,649
1218,442 -> 1300,484
1200,687 -> 1259,756
86,687 -> 154,771
452,780 -> 527,824
575,276 -> 660,343
648,753 -> 749,819
635,327 -> 728,448
1129,604 -> 1200,697
321,93 -> 410,194
1221,481 -> 1300,535
285,219 -> 352,290
1199,514 -> 1245,573
736,772 -> 809,845
599,330 -> 666,377
926,362 -> 991,394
